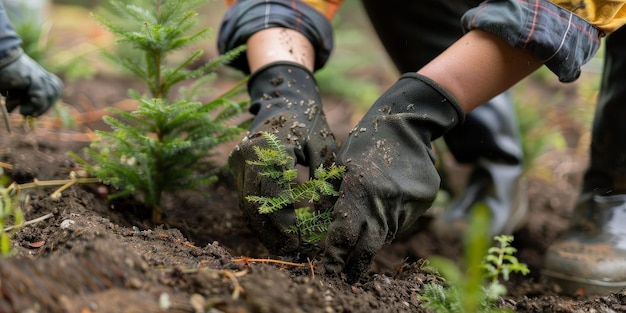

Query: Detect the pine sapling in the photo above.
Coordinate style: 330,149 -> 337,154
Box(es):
74,0 -> 248,224
245,131 -> 344,245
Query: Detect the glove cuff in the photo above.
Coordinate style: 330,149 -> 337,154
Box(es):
247,61 -> 319,115
401,72 -> 465,125
248,61 -> 315,88
0,46 -> 23,69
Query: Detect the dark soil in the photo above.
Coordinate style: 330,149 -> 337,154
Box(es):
2,4 -> 626,313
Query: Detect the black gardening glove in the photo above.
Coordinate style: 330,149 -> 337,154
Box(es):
323,73 -> 464,282
0,51 -> 63,117
229,61 -> 338,257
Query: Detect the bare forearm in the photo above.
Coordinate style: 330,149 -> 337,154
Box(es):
418,30 -> 542,113
246,28 -> 316,73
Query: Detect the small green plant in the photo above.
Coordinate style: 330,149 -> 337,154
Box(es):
419,204 -> 530,313
0,168 -> 22,257
481,235 -> 530,300
0,168 -> 99,257
73,0 -> 247,223
245,131 -> 344,245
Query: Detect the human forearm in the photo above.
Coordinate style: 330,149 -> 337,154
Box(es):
217,0 -> 335,74
418,29 -> 541,113
246,28 -> 315,73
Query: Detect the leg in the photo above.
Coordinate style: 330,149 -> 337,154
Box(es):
543,25 -> 626,295
361,0 -> 526,235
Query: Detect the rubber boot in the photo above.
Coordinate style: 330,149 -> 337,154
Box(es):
361,0 -> 526,237
435,92 -> 527,237
543,26 -> 626,295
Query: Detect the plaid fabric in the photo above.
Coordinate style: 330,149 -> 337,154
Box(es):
218,0 -> 335,73
462,0 -> 604,82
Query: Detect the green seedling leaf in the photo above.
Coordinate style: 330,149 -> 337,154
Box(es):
420,203 -> 530,312
246,132 -> 344,244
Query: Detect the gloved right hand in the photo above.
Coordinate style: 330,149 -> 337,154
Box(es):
228,61 -> 338,257
0,51 -> 63,117
323,73 -> 465,282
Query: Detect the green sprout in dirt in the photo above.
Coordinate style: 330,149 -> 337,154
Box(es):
482,235 -> 530,298
0,168 -> 22,257
73,0 -> 247,224
245,131 -> 344,245
0,167 -> 100,257
419,204 -> 530,313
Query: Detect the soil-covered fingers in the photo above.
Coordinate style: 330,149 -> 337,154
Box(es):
323,191 -> 387,283
228,136 -> 301,256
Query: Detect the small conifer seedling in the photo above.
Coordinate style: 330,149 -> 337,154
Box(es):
420,205 -> 530,313
73,0 -> 248,224
245,131 -> 344,245
481,235 -> 530,301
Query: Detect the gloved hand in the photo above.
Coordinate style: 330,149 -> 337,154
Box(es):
229,61 -> 338,257
0,52 -> 63,117
323,73 -> 464,282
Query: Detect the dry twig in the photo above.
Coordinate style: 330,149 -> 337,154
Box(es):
157,232 -> 198,249
232,256 -> 306,268
3,213 -> 54,232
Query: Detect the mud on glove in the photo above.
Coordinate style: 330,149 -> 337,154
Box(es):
228,61 -> 338,257
323,73 -> 464,282
0,51 -> 63,117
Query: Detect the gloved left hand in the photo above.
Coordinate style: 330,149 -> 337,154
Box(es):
0,52 -> 63,117
323,73 -> 464,282
229,61 -> 339,258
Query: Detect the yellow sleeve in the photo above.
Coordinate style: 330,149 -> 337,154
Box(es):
224,0 -> 344,20
300,0 -> 344,20
551,0 -> 626,33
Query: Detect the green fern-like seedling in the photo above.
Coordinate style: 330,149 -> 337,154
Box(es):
286,207 -> 333,245
419,204 -> 530,313
481,235 -> 530,300
420,284 -> 465,313
245,131 -> 344,244
74,0 -> 248,224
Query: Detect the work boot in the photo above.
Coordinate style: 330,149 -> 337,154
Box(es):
544,194 -> 626,295
433,92 -> 527,237
543,26 -> 626,295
